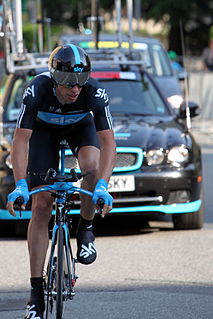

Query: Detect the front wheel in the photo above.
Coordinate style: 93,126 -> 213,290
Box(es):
56,226 -> 65,319
172,199 -> 204,230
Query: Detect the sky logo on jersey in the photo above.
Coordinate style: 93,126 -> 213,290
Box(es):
23,85 -> 35,98
74,67 -> 83,72
95,88 -> 109,103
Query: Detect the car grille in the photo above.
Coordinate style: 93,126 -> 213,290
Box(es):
62,147 -> 143,172
64,155 -> 78,169
116,153 -> 136,167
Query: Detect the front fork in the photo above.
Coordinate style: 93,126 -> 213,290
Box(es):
45,216 -> 78,310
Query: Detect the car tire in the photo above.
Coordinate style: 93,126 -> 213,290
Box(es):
172,195 -> 204,230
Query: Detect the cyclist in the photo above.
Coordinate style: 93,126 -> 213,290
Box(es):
6,44 -> 116,319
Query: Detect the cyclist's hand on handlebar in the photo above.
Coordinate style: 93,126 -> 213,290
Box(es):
6,179 -> 29,216
92,179 -> 113,217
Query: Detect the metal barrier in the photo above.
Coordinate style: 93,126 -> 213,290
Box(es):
189,71 -> 213,120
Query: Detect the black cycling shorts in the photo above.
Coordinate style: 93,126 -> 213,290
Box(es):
28,114 -> 99,188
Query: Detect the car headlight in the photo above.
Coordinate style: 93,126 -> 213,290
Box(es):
146,149 -> 164,166
167,95 -> 183,109
167,145 -> 189,167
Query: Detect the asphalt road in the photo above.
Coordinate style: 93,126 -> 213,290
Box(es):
1,121 -> 213,319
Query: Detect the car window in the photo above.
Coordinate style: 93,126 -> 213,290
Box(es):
133,43 -> 152,68
150,44 -> 173,77
100,74 -> 170,116
4,76 -> 29,121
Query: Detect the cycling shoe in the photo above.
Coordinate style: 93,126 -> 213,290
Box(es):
76,229 -> 97,264
24,302 -> 44,319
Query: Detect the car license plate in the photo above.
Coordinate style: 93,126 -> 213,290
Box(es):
108,175 -> 135,192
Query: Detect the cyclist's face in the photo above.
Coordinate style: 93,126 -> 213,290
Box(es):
57,84 -> 82,104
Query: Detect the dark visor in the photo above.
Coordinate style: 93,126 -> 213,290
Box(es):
52,69 -> 90,87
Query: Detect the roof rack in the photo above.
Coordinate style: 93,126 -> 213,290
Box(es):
3,0 -> 150,73
3,0 -> 50,73
88,49 -> 151,69
5,52 -> 50,73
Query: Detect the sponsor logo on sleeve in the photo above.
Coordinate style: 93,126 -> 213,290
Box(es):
23,85 -> 35,98
95,88 -> 109,103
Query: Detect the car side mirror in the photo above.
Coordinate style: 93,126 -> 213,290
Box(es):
179,101 -> 200,118
177,70 -> 188,81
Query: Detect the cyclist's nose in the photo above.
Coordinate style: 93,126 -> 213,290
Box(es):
70,85 -> 81,91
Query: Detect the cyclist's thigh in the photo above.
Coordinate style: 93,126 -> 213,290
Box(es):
28,122 -> 60,188
65,114 -> 100,155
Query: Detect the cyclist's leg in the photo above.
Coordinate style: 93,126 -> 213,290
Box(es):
75,146 -> 100,264
65,115 -> 100,264
65,114 -> 100,220
28,123 -> 60,276
28,191 -> 53,277
77,145 -> 99,219
25,123 -> 60,318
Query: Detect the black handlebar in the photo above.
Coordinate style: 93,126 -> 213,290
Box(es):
43,168 -> 82,184
97,198 -> 105,208
14,196 -> 24,207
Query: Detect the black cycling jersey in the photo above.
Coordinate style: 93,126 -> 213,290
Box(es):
16,72 -> 113,131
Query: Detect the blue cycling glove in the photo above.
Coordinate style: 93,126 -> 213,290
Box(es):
92,179 -> 113,206
7,179 -> 29,204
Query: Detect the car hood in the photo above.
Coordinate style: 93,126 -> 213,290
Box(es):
3,116 -> 188,152
113,115 -> 188,150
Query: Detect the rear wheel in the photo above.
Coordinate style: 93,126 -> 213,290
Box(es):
56,226 -> 65,319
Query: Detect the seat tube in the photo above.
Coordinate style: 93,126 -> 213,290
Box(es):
60,147 -> 65,175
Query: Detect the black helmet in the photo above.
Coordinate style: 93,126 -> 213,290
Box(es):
49,44 -> 91,87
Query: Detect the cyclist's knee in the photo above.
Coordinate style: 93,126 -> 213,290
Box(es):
31,193 -> 53,222
82,166 -> 99,189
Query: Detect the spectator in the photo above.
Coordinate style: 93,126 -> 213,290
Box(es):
201,39 -> 213,71
168,50 -> 184,74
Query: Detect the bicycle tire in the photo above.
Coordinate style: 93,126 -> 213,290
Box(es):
56,225 -> 65,319
45,231 -> 58,319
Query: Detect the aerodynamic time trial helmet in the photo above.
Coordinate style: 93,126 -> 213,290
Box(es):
49,44 -> 91,88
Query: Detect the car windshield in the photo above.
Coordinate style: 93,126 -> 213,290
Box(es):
4,76 -> 30,122
150,44 -> 172,77
4,72 -> 170,122
99,75 -> 170,116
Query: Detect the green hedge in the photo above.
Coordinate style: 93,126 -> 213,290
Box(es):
23,23 -> 64,52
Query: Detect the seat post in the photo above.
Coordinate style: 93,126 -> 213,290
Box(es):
59,140 -> 68,176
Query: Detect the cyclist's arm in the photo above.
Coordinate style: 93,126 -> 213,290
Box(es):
97,129 -> 116,182
11,128 -> 32,182
7,128 -> 32,215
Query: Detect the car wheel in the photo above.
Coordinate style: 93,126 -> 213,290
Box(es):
172,197 -> 204,230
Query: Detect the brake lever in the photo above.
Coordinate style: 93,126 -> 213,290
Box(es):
14,196 -> 24,218
97,198 -> 105,218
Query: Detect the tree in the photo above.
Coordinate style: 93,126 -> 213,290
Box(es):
42,0 -> 213,55
142,0 -> 213,55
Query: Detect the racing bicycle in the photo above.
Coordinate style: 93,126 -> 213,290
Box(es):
15,141 -> 103,319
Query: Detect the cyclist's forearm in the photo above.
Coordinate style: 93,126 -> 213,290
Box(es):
11,139 -> 29,182
11,129 -> 31,182
99,141 -> 116,182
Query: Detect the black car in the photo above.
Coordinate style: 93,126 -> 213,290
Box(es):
0,53 -> 203,231
60,34 -> 184,109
